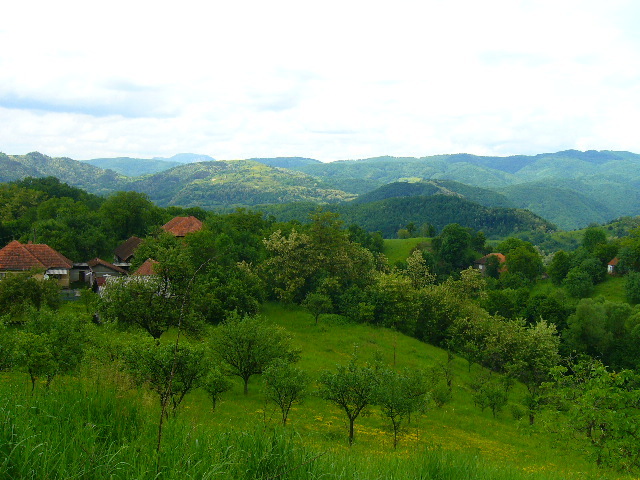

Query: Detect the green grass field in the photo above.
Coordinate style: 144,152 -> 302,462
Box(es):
383,237 -> 431,265
1,301 -> 633,478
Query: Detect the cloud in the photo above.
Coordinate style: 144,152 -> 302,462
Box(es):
1,1 -> 640,160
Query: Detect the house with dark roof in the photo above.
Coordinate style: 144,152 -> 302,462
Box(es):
0,240 -> 73,287
162,216 -> 203,237
114,236 -> 143,268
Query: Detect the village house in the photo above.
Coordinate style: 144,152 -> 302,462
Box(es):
607,257 -> 619,275
473,253 -> 506,276
162,216 -> 203,237
0,240 -> 73,287
113,236 -> 143,270
133,258 -> 160,276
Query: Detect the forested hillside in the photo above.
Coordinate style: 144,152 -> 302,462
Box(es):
4,149 -> 640,228
260,195 -> 553,238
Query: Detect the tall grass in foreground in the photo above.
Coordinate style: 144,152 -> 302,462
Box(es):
0,380 -> 610,479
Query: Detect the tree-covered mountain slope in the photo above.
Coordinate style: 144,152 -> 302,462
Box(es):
128,160 -> 357,208
353,180 -> 513,208
0,152 -> 128,195
5,149 -> 640,229
259,195 -> 553,238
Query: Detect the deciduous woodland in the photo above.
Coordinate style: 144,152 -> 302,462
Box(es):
2,176 -> 640,478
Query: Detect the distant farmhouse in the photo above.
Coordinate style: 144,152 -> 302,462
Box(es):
473,253 -> 506,276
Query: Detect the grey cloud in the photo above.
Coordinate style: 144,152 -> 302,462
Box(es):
0,84 -> 180,119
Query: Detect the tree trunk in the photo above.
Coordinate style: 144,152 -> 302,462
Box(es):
349,418 -> 355,446
243,377 -> 249,395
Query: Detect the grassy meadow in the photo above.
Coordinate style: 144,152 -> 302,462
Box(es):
1,299 -> 630,479
383,237 -> 431,265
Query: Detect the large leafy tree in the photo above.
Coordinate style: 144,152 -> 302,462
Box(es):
505,245 -> 543,282
432,223 -> 474,271
99,191 -> 162,241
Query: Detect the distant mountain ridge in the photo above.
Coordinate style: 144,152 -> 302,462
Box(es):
85,153 -> 216,176
3,149 -> 640,229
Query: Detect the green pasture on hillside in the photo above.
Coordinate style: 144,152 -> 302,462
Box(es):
383,237 -> 431,265
1,300 -> 634,479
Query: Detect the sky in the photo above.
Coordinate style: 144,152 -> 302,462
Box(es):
1,0 -> 640,161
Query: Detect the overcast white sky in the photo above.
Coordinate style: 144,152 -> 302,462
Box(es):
1,0 -> 639,161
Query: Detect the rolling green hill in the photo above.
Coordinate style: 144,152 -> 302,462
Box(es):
353,180 -> 513,208
128,160 -> 357,208
259,195 -> 554,238
0,152 -> 128,195
5,149 -> 640,230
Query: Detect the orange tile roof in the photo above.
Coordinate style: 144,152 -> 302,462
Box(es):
133,258 -> 160,276
162,216 -> 203,237
608,257 -> 619,266
0,240 -> 73,271
474,253 -> 506,265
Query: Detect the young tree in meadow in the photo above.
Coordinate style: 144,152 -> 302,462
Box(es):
263,360 -> 309,425
202,367 -> 232,412
319,354 -> 379,446
99,275 -> 180,339
125,341 -> 207,415
470,373 -> 509,418
302,292 -> 333,325
14,332 -> 55,392
505,320 -> 560,424
13,309 -> 86,391
211,313 -> 299,395
376,368 -> 429,448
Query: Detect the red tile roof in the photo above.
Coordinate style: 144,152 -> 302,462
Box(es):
608,257 -> 619,266
162,216 -> 203,237
0,240 -> 73,271
133,258 -> 160,276
114,236 -> 143,262
474,253 -> 506,265
87,258 -> 128,274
